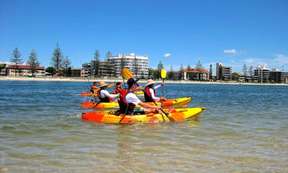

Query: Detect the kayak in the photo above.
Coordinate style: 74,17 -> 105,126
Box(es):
81,97 -> 192,109
80,90 -> 144,97
81,107 -> 205,124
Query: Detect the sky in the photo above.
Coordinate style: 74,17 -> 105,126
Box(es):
1,0 -> 288,73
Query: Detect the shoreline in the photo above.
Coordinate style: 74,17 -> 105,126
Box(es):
1,76 -> 288,86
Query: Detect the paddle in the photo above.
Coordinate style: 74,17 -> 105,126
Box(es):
119,68 -> 134,123
158,68 -> 177,122
160,68 -> 166,97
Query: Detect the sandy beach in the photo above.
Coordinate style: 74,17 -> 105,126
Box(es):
1,76 -> 288,86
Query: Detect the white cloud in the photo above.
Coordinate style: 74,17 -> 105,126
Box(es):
274,54 -> 288,64
224,49 -> 237,56
164,53 -> 171,58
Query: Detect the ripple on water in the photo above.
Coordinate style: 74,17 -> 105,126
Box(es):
1,81 -> 288,173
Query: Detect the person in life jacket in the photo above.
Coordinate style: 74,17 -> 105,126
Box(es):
90,82 -> 98,94
112,82 -> 124,94
144,79 -> 167,102
97,81 -> 119,102
118,78 -> 160,115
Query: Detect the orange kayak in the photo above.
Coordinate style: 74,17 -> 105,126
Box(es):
81,107 -> 204,124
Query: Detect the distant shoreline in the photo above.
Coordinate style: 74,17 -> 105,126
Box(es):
1,76 -> 288,86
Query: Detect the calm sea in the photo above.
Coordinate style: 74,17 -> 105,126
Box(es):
0,81 -> 287,173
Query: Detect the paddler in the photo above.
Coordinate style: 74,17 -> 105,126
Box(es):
97,81 -> 119,102
90,82 -> 98,94
118,78 -> 160,115
112,82 -> 124,94
144,79 -> 167,102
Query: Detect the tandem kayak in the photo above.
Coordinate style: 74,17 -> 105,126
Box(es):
80,91 -> 144,97
81,107 -> 205,124
81,97 -> 192,109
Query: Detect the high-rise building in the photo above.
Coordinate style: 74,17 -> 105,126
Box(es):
254,66 -> 270,83
108,54 -> 149,78
209,64 -> 213,80
98,60 -> 114,77
216,63 -> 232,80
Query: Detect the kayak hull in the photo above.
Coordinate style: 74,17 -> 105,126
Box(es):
81,97 -> 192,109
81,107 -> 204,124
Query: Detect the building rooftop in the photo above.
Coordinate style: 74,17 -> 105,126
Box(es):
184,68 -> 208,73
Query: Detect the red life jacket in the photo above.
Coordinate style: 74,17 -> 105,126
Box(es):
118,89 -> 136,115
144,86 -> 156,102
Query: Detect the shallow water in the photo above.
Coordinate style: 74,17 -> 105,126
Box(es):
0,81 -> 287,173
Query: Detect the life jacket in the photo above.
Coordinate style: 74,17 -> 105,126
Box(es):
98,89 -> 111,102
112,87 -> 122,94
144,86 -> 156,102
118,90 -> 136,115
90,85 -> 97,93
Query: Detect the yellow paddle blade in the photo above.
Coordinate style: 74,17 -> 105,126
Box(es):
121,67 -> 133,80
161,69 -> 167,79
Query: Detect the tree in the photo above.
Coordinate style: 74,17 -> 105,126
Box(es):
168,65 -> 174,80
0,64 -> 6,76
242,64 -> 247,77
106,51 -> 112,59
232,72 -> 241,81
46,67 -> 56,75
248,65 -> 253,77
157,61 -> 164,79
178,64 -> 184,80
92,50 -> 100,77
52,44 -> 63,73
195,60 -> 203,69
10,48 -> 23,76
148,68 -> 154,79
209,64 -> 213,80
187,65 -> 192,70
27,49 -> 40,77
62,56 -> 71,77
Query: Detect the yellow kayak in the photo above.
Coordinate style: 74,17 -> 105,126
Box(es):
81,97 -> 192,109
81,107 -> 205,124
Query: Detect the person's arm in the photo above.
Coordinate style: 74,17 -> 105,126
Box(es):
139,102 -> 159,110
149,88 -> 160,101
128,93 -> 160,113
101,90 -> 119,100
153,83 -> 163,90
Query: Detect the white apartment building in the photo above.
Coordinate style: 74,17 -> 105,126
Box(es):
108,54 -> 149,78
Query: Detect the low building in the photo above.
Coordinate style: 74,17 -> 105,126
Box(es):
183,68 -> 209,81
6,64 -> 45,76
70,69 -> 81,77
269,71 -> 282,83
281,72 -> 288,83
81,63 -> 91,78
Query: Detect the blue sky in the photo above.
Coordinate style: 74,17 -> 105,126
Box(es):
1,0 -> 288,72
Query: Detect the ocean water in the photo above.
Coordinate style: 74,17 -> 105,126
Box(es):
0,81 -> 287,173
